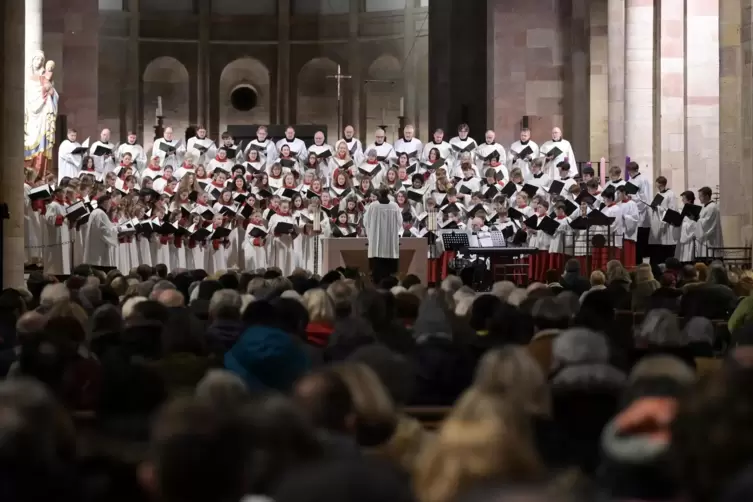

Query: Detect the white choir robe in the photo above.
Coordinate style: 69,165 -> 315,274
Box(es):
449,136 -> 478,170
628,173 -> 653,228
136,234 -> 153,268
421,141 -> 453,164
117,234 -> 131,275
553,178 -> 578,200
24,184 -> 43,263
269,214 -> 298,275
42,201 -> 72,275
154,237 -> 171,269
207,158 -> 234,176
243,225 -> 269,271
507,140 -> 540,180
343,138 -> 364,166
83,209 -> 119,266
540,139 -> 577,178
153,137 -> 186,168
548,217 -> 572,255
528,173 -> 551,198
364,141 -> 396,166
308,143 -> 334,168
605,179 -> 627,191
675,213 -> 699,262
225,221 -> 245,270
363,201 -> 403,260
58,140 -> 83,181
620,200 -> 640,246
205,238 -> 229,275
533,215 -> 553,252
455,178 -> 481,205
474,143 -> 507,176
329,156 -> 357,181
90,141 -> 117,176
187,240 -> 205,271
697,201 -> 723,258
244,138 -> 278,168
116,143 -> 147,172
299,210 -> 332,275
601,204 -> 624,248
649,189 -> 679,247
142,165 -> 164,181
187,137 -> 218,166
394,138 -> 423,169
276,137 -> 308,161
169,239 -> 187,272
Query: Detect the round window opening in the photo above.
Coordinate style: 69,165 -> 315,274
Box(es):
230,86 -> 258,112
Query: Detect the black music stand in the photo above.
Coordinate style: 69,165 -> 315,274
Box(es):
441,231 -> 470,252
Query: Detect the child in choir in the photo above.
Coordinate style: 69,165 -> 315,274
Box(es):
407,173 -> 429,214
152,206 -> 172,268
206,213 -> 231,274
208,147 -> 233,175
195,164 -> 209,181
42,188 -> 72,275
548,202 -> 571,271
528,200 -> 552,281
616,185 -> 639,266
355,176 -> 373,202
333,211 -> 357,237
509,168 -> 525,193
343,196 -> 362,228
697,186 -> 723,259
244,209 -> 269,271
581,165 -> 601,192
480,168 -> 502,202
456,163 -> 480,206
528,159 -> 550,193
648,176 -> 678,264
229,165 -> 245,184
597,189 -> 624,268
515,192 -> 535,218
24,169 -> 44,267
245,149 -> 265,181
115,205 -> 133,275
605,165 -> 626,190
134,204 -> 153,268
303,153 -> 320,179
299,196 -> 331,275
278,144 -> 300,175
186,214 -> 207,270
330,170 -> 352,204
676,190 -> 699,262
556,161 -> 577,196
269,200 -> 298,275
626,161 -> 653,263
168,207 -> 187,272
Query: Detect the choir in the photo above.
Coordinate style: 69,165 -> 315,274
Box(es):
24,124 -> 724,282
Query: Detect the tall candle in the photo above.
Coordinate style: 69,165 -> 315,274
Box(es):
156,96 -> 163,118
399,97 -> 404,117
600,157 -> 606,185
625,156 -> 631,181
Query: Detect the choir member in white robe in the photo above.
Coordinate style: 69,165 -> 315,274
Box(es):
364,128 -> 396,166
648,177 -> 678,264
186,125 -> 217,167
243,211 -> 269,271
616,185 -> 640,266
244,125 -> 277,169
363,188 -> 403,284
205,214 -> 230,275
675,191 -> 699,262
299,198 -> 332,275
83,195 -> 119,267
421,129 -> 453,164
696,186 -> 723,259
90,128 -> 116,177
135,207 -> 153,268
449,124 -> 478,173
116,131 -> 147,173
24,178 -> 44,265
42,189 -> 72,275
394,125 -> 423,171
474,130 -> 507,178
307,131 -> 334,178
455,164 -> 481,206
276,126 -> 308,161
507,128 -> 539,181
527,159 -> 551,196
207,147 -> 234,176
268,200 -> 298,276
329,140 -> 356,183
153,127 -> 186,168
540,127 -> 577,179
343,125 -> 365,166
186,216 -> 207,270
626,162 -> 653,263
58,128 -> 85,182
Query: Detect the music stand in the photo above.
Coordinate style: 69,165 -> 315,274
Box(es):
489,231 -> 507,248
441,231 -> 470,252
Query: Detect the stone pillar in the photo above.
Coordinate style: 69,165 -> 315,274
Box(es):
348,0 -> 361,136
589,0 -> 609,160
1,0 -> 26,288
25,0 -> 42,67
566,0 -> 590,161
403,0 -> 417,130
657,0 -> 685,188
197,0 -> 210,128
625,0 -> 654,180
607,0 -> 625,171
127,0 -> 140,140
743,0 -> 753,247
277,0 -> 291,125
61,0 -> 98,140
685,0 -> 720,191
428,0 -> 451,132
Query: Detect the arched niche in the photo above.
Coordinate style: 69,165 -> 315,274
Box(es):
365,54 -> 402,143
219,57 -> 271,135
296,57 -> 340,144
142,56 -> 190,154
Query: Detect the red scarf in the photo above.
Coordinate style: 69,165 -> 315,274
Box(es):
608,202 -> 616,207
518,204 -> 527,209
277,211 -> 290,217
490,160 -> 500,167
270,173 -> 282,179
215,154 -> 227,162
367,159 -> 378,165
557,215 -> 567,220
211,180 -> 224,188
147,164 -> 160,172
196,174 -> 208,179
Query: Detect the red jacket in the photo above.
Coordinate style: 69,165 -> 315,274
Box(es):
305,322 -> 335,347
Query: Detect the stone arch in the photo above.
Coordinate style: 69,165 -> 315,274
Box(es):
142,57 -> 190,154
296,57 -> 339,144
365,54 -> 403,143
219,57 -> 271,135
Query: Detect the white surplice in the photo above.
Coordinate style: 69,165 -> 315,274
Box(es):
394,138 -> 423,168
628,173 -> 653,228
269,213 -> 297,275
58,140 -> 83,181
42,200 -> 72,275
540,139 -> 577,178
153,137 -> 186,168
186,136 -> 217,166
648,189 -> 678,247
83,208 -> 118,266
697,201 -> 723,258
275,137 -> 308,161
116,143 -> 147,172
675,211 -> 699,262
507,140 -> 540,181
474,142 -> 507,177
24,184 -> 43,263
363,201 -> 402,259
421,140 -> 453,164
299,209 -> 332,275
343,138 -> 364,165
364,141 -> 396,166
89,141 -> 117,176
245,138 -> 278,168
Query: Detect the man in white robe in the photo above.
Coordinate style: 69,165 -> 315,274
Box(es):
474,130 -> 507,178
648,176 -> 678,264
42,188 -> 72,275
421,128 -> 453,164
244,125 -> 277,168
508,128 -> 540,181
363,188 -> 402,284
116,131 -> 147,173
696,186 -> 723,259
307,130 -> 334,179
90,128 -> 116,176
83,194 -> 118,267
186,125 -> 217,167
57,128 -> 84,182
153,127 -> 186,168
275,126 -> 307,161
540,127 -> 577,179
364,128 -> 396,167
626,161 -> 653,263
394,124 -> 423,171
449,123 -> 478,173
343,125 -> 364,165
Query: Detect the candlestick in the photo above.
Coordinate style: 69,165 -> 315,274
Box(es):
600,157 -> 606,185
156,96 -> 163,118
399,97 -> 404,117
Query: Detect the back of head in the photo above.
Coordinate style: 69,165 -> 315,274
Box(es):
552,327 -> 610,367
348,344 -> 415,406
270,297 -> 310,338
195,369 -> 250,409
638,309 -> 683,347
197,280 -> 222,301
531,296 -> 570,331
294,368 -> 354,433
327,280 -> 354,319
218,273 -> 240,291
156,288 -> 185,308
241,299 -> 282,328
208,289 -> 242,321
303,288 -> 335,325
39,283 -> 70,309
469,294 -> 503,332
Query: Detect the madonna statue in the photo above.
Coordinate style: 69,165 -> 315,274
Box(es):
24,50 -> 59,179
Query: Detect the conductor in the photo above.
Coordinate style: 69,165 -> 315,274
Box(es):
363,188 -> 403,284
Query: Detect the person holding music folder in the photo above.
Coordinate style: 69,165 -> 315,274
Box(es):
696,186 -> 723,259
364,128 -> 396,168
244,125 -> 277,169
394,125 -> 423,172
153,127 -> 186,169
243,208 -> 269,271
540,126 -> 577,178
362,188 -> 403,284
593,188 -> 623,270
205,213 -> 231,275
527,199 -> 554,281
268,199 -> 298,275
616,185 -> 640,266
474,130 -> 507,178
83,194 -> 118,267
605,165 -> 627,191
625,161 -> 653,264
342,125 -> 364,165
41,187 -> 72,275
421,128 -> 453,165
207,147 -> 234,176
547,202 -> 572,271
276,126 -> 308,161
648,176 -> 678,265
508,128 -> 540,181
673,190 -> 700,263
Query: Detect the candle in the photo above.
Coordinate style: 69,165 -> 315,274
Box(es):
156,96 -> 163,118
399,97 -> 404,117
600,157 -> 606,185
625,156 -> 631,180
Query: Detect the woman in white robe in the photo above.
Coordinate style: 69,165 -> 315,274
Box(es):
268,200 -> 297,276
186,215 -> 207,270
167,211 -> 187,272
42,193 -> 72,275
83,198 -> 119,267
24,179 -> 44,266
205,214 -> 230,275
299,198 -> 332,275
243,210 -> 269,271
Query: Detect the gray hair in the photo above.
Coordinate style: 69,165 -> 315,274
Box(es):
684,316 -> 715,345
638,309 -> 684,347
39,283 -> 69,309
628,355 -> 696,386
195,369 -> 249,409
121,296 -> 147,319
552,328 -> 610,366
490,281 -> 516,301
441,275 -> 463,295
150,280 -> 176,300
209,289 -> 242,319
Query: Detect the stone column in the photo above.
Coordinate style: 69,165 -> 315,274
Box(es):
607,0 -> 625,171
589,0 -> 609,160
25,0 -> 42,67
127,0 -> 140,140
2,0 -> 26,288
197,0 -> 210,128
625,0 -> 654,180
566,0 -> 590,161
347,0 -> 361,136
403,0 -> 416,130
656,0 -> 685,188
277,0 -> 291,125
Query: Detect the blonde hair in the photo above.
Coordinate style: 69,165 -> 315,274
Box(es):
303,288 -> 335,324
415,388 -> 541,502
634,263 -> 655,283
332,363 -> 397,430
473,347 -> 551,416
590,270 -> 606,286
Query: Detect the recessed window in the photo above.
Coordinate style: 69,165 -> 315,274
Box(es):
230,86 -> 258,112
293,0 -> 349,14
365,0 -> 406,12
98,0 -> 124,11
212,0 -> 277,15
141,0 -> 193,12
